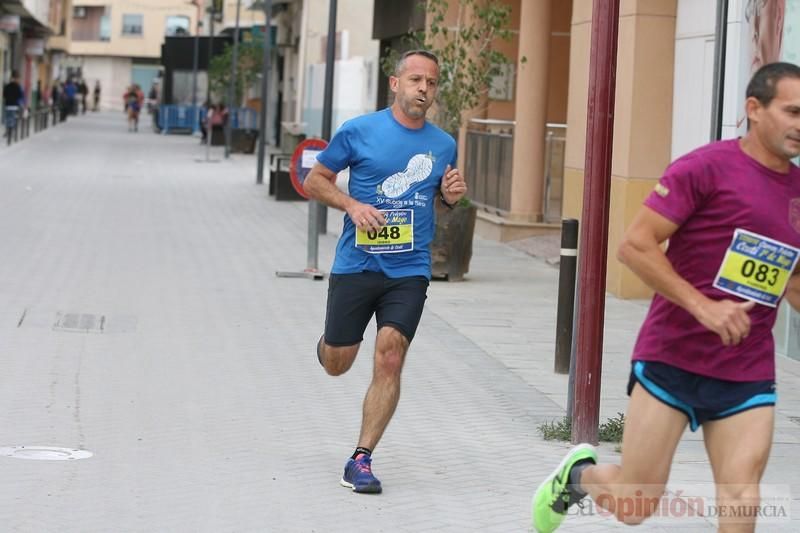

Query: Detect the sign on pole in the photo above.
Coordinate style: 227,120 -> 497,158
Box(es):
289,138 -> 331,199
275,138 -> 332,281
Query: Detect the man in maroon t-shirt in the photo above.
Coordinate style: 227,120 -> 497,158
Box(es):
533,62 -> 800,532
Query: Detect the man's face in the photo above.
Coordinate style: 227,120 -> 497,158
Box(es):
390,55 -> 439,120
749,77 -> 800,161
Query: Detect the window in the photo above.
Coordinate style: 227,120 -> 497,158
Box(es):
165,15 -> 190,37
122,14 -> 143,36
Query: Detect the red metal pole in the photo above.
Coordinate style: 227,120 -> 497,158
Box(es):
572,0 -> 620,445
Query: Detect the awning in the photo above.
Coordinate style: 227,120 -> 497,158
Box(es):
0,0 -> 52,37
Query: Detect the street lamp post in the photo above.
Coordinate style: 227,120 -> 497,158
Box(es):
191,1 -> 202,133
225,0 -> 242,158
256,0 -> 272,185
316,0 -> 337,235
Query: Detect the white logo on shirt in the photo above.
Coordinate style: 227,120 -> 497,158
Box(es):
380,153 -> 434,198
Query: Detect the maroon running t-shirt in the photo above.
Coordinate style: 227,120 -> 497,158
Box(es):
633,139 -> 800,381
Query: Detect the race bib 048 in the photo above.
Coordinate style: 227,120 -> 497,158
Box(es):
355,209 -> 414,254
713,229 -> 800,307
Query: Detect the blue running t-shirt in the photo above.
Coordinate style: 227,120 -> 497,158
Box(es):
316,108 -> 457,279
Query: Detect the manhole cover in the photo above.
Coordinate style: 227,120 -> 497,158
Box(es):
0,446 -> 93,461
53,313 -> 105,333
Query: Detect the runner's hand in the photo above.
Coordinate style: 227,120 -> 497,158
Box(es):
693,299 -> 755,346
441,165 -> 467,205
346,203 -> 385,232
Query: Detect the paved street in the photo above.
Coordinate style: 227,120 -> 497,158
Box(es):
0,112 -> 798,532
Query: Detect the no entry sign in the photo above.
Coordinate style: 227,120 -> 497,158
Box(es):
290,138 -> 331,199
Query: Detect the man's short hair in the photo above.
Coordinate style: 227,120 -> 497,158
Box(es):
747,62 -> 800,107
393,49 -> 439,77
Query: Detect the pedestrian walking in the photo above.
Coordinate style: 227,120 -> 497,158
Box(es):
78,80 -> 89,114
124,84 -> 144,132
50,80 -> 61,122
303,49 -> 467,494
2,70 -> 24,141
63,79 -> 77,116
93,81 -> 101,112
531,62 -> 800,532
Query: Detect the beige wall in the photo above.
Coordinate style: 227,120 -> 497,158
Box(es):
70,0 -> 198,58
222,0 -> 267,30
563,0 -> 676,298
484,1 -> 570,125
303,0 -> 378,65
547,0 -> 571,124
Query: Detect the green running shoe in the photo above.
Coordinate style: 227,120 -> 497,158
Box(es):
531,443 -> 597,533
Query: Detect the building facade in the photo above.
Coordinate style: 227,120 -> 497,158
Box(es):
61,0 -> 199,110
372,1 -> 793,303
1,0 -> 70,108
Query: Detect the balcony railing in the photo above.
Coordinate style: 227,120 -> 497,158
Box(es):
464,119 -> 566,222
465,118 -> 514,215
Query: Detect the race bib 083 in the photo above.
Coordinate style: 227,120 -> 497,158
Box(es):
713,229 -> 800,307
355,209 -> 414,254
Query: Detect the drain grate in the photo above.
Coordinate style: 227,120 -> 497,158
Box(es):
53,313 -> 105,333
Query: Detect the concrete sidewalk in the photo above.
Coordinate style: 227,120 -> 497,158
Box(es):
0,112 -> 797,532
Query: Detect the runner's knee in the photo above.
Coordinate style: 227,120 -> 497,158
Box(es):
716,482 -> 759,503
322,344 -> 359,376
374,328 -> 408,378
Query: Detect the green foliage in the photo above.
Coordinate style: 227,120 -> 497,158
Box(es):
598,412 -> 626,443
539,416 -> 572,441
538,413 -> 626,443
209,40 -> 263,106
381,0 -> 514,134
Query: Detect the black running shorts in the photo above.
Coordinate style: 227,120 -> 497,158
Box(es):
323,271 -> 429,346
628,360 -> 776,432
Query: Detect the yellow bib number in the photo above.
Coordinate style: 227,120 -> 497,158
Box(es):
355,209 -> 414,254
713,229 -> 800,307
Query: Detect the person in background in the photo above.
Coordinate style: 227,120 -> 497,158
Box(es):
63,78 -> 77,115
78,80 -> 89,114
93,81 -> 101,112
124,84 -> 144,132
2,70 -> 25,139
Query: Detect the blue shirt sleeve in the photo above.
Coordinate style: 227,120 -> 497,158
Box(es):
316,122 -> 354,173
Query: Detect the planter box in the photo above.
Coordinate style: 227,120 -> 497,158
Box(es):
431,203 -> 477,281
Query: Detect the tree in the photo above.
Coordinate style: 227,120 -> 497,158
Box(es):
382,0 -> 515,135
208,39 -> 263,106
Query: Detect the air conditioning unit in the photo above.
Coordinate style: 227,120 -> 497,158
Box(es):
73,7 -> 87,18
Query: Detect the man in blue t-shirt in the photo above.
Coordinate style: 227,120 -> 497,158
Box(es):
304,49 -> 467,494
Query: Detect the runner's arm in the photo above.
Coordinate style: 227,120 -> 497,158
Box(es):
303,163 -> 385,232
618,205 -> 753,346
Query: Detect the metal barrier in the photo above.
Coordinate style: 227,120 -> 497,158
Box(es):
465,119 -> 515,215
4,106 -> 56,146
158,105 -> 204,134
157,106 -> 257,134
230,107 -> 257,130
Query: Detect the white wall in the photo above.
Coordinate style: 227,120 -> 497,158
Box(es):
671,0 -> 716,160
303,57 -> 377,138
672,0 -> 759,160
298,0 -> 379,138
80,56 -> 133,111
